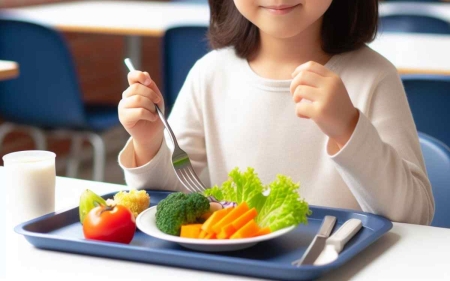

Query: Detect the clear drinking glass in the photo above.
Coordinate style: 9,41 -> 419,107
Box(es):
3,150 -> 56,226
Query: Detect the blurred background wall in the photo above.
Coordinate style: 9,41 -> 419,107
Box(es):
0,0 -> 164,183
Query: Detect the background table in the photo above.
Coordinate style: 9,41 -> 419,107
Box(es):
368,32 -> 450,75
3,1 -> 449,35
2,1 -> 450,74
379,1 -> 450,23
1,166 -> 450,280
0,60 -> 19,81
1,1 -> 209,69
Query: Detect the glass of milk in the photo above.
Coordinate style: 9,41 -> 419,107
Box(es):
3,150 -> 56,226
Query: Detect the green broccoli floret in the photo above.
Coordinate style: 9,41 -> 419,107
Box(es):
155,192 -> 210,236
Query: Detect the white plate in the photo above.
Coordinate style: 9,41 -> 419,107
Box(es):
136,206 -> 296,252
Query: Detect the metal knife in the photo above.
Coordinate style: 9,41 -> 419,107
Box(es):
313,218 -> 363,266
291,215 -> 337,266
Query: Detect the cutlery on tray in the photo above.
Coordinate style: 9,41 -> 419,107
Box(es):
291,215 -> 337,266
313,218 -> 363,266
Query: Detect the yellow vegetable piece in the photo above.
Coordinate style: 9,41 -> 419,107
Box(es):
211,202 -> 249,234
180,224 -> 202,239
230,219 -> 260,239
113,189 -> 150,218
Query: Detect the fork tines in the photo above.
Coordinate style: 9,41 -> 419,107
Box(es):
175,165 -> 206,193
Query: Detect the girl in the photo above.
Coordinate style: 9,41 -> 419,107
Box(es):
118,0 -> 434,225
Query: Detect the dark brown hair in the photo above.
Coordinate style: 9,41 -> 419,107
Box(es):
208,0 -> 379,59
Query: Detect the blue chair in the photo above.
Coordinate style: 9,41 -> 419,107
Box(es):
162,26 -> 209,114
401,74 -> 450,148
418,132 -> 450,228
0,17 -> 121,181
379,14 -> 450,35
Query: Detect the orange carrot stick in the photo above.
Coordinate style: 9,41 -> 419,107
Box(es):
230,219 -> 260,239
205,232 -> 216,239
180,224 -> 202,239
231,208 -> 258,230
212,202 -> 249,234
216,224 -> 236,239
198,229 -> 208,239
201,207 -> 233,233
255,227 -> 271,237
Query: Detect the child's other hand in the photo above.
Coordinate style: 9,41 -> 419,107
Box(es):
118,71 -> 165,161
290,61 -> 359,149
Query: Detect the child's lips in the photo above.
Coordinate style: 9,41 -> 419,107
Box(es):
262,4 -> 300,15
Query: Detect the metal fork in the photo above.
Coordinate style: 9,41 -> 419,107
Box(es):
124,58 -> 206,193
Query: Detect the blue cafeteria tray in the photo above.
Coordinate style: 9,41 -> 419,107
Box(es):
15,190 -> 392,280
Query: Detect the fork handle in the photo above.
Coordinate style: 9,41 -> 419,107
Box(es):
124,58 -> 180,151
155,104 -> 180,149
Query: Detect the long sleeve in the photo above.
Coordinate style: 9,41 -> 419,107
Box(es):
117,46 -> 434,225
118,59 -> 207,192
329,69 -> 435,225
118,137 -> 183,191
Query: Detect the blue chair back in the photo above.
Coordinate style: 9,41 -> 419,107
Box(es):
419,132 -> 450,228
379,15 -> 450,35
0,18 -> 87,129
401,74 -> 450,147
162,26 -> 209,113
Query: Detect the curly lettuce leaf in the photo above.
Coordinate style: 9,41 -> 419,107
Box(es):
204,167 -> 266,210
256,174 -> 311,232
203,167 -> 311,232
203,185 -> 225,201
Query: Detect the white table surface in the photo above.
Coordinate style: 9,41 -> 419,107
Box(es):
1,166 -> 450,280
2,1 -> 450,75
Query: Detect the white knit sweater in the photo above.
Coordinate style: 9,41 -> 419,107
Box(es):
118,46 -> 434,225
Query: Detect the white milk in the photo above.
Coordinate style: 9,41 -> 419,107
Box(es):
3,151 -> 56,226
